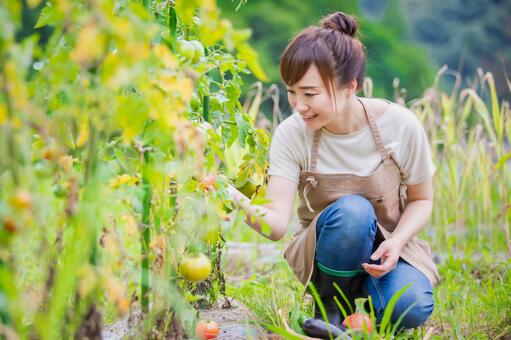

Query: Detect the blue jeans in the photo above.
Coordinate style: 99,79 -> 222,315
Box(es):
315,194 -> 434,329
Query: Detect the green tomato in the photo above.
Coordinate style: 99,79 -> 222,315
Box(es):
236,179 -> 257,198
177,39 -> 195,61
33,161 -> 55,178
53,184 -> 67,198
189,40 -> 205,64
179,254 -> 212,282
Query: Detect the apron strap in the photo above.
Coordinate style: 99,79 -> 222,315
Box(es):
309,129 -> 321,171
309,99 -> 392,167
358,98 -> 391,163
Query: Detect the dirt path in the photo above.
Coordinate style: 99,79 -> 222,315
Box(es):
198,298 -> 266,339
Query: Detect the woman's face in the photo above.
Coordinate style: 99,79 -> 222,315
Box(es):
286,63 -> 347,130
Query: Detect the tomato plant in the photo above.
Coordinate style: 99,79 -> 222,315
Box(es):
0,0 -> 269,338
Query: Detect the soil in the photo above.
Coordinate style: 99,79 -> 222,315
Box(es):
101,308 -> 141,339
198,298 -> 266,339
101,298 -> 265,340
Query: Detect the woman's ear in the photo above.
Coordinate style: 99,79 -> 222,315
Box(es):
345,79 -> 358,97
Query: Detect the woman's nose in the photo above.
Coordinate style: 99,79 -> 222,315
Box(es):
294,101 -> 309,113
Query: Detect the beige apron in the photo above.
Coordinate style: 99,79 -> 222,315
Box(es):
283,99 -> 440,290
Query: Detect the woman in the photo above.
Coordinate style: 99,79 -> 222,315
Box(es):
227,11 -> 439,337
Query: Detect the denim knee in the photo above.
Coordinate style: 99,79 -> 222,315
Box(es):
315,195 -> 378,271
317,194 -> 376,240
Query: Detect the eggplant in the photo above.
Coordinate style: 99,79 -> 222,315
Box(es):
301,318 -> 352,339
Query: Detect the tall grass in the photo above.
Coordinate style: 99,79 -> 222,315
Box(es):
408,67 -> 510,258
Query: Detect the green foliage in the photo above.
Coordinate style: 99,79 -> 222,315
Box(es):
435,256 -> 511,338
227,260 -> 306,327
0,0 -> 270,337
1,1 -> 510,339
363,0 -> 435,99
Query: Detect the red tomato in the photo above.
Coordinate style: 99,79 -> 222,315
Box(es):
3,218 -> 18,233
195,320 -> 220,340
342,313 -> 373,333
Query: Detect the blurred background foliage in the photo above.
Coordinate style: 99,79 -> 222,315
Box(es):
217,0 -> 510,115
400,0 -> 511,99
218,0 -> 435,102
19,0 -> 511,114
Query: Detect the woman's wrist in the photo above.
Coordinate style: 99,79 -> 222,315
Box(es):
390,234 -> 407,251
226,183 -> 278,239
226,184 -> 248,207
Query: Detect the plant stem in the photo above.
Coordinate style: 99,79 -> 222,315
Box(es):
203,48 -> 210,122
84,119 -> 97,185
141,150 -> 152,313
1,59 -> 19,186
168,4 -> 178,53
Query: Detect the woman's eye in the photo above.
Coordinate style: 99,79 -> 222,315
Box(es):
286,90 -> 315,97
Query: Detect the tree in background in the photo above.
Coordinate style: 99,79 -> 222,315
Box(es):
218,0 -> 435,113
402,0 -> 511,97
362,0 -> 435,100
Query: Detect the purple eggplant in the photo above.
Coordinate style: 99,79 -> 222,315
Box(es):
302,318 -> 352,339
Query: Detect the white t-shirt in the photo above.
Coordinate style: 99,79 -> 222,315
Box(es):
268,102 -> 436,185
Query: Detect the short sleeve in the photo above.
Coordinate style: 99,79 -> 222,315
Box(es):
268,124 -> 301,184
400,115 -> 437,185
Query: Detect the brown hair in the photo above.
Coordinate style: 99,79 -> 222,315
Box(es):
279,12 -> 365,98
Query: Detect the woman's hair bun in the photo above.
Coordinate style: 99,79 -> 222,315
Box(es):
320,12 -> 358,37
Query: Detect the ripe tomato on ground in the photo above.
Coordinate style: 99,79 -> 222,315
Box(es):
195,320 -> 220,340
342,313 -> 373,333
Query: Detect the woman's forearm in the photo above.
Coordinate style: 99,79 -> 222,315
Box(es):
391,199 -> 433,247
227,185 -> 285,241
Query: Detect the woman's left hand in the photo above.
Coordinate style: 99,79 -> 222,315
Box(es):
362,237 -> 405,278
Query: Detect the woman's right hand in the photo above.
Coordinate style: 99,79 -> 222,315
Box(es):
219,174 -> 298,241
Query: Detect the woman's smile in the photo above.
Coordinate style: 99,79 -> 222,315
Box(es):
302,114 -> 319,122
